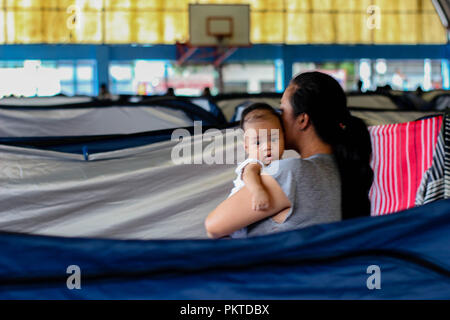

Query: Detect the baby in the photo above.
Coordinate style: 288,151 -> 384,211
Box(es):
228,103 -> 285,238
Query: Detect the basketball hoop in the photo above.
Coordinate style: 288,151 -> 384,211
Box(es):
205,16 -> 234,66
177,5 -> 249,67
176,4 -> 250,91
207,16 -> 233,44
189,4 -> 249,47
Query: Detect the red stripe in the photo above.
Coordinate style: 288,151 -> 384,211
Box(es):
371,125 -> 381,215
392,123 -> 399,213
369,126 -> 376,215
368,116 -> 442,215
372,125 -> 381,215
386,124 -> 393,214
396,122 -> 403,213
378,124 -> 387,215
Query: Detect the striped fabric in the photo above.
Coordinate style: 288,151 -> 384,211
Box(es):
415,129 -> 445,205
445,113 -> 450,199
416,110 -> 450,205
368,115 -> 443,216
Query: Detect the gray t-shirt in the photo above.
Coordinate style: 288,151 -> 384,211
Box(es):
246,153 -> 342,237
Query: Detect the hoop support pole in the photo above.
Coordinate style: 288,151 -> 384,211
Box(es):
213,47 -> 237,67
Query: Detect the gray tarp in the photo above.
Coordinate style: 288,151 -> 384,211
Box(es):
0,135 -> 234,239
0,96 -> 93,106
347,95 -> 398,109
0,106 -> 193,137
0,129 -> 299,239
350,110 -> 440,126
216,98 -> 281,121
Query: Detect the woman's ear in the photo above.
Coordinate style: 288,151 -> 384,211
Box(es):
296,113 -> 310,130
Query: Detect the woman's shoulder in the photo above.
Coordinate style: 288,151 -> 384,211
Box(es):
270,153 -> 335,168
265,153 -> 337,177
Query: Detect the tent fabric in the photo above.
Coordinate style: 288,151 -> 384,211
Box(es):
0,132 -> 299,239
0,96 -> 94,106
422,90 -> 450,102
0,123 -> 236,155
0,144 -> 232,239
189,98 -> 227,123
0,98 -> 225,138
99,95 -> 227,124
369,116 -> 442,215
347,94 -> 399,109
350,110 -> 442,126
0,130 -> 254,239
432,94 -> 450,111
139,96 -> 227,124
0,130 -> 177,156
415,128 -> 446,205
0,198 -> 449,299
216,97 -> 281,121
0,105 -> 193,137
415,111 -> 450,205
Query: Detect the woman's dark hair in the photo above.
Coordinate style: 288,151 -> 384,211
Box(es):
289,71 -> 373,219
240,102 -> 284,131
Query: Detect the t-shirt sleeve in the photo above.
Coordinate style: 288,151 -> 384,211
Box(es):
235,158 -> 265,180
264,159 -> 298,221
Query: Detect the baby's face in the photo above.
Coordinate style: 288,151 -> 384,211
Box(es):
243,117 -> 285,165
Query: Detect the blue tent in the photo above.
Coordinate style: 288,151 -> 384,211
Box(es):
0,199 -> 449,299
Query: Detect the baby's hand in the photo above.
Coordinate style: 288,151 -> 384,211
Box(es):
252,189 -> 270,211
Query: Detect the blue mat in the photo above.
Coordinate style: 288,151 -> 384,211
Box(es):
0,199 -> 449,299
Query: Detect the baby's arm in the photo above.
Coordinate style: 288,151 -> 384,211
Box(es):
242,163 -> 270,211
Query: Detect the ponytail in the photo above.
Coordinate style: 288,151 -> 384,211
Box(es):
290,72 -> 373,219
333,116 -> 373,219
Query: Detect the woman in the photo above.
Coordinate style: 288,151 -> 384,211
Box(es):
205,71 -> 373,239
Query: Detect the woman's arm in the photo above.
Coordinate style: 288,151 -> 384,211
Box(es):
205,174 -> 291,239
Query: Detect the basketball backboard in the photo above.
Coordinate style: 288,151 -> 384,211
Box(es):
189,4 -> 250,47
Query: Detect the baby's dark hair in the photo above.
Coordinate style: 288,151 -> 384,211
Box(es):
239,103 -> 284,131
